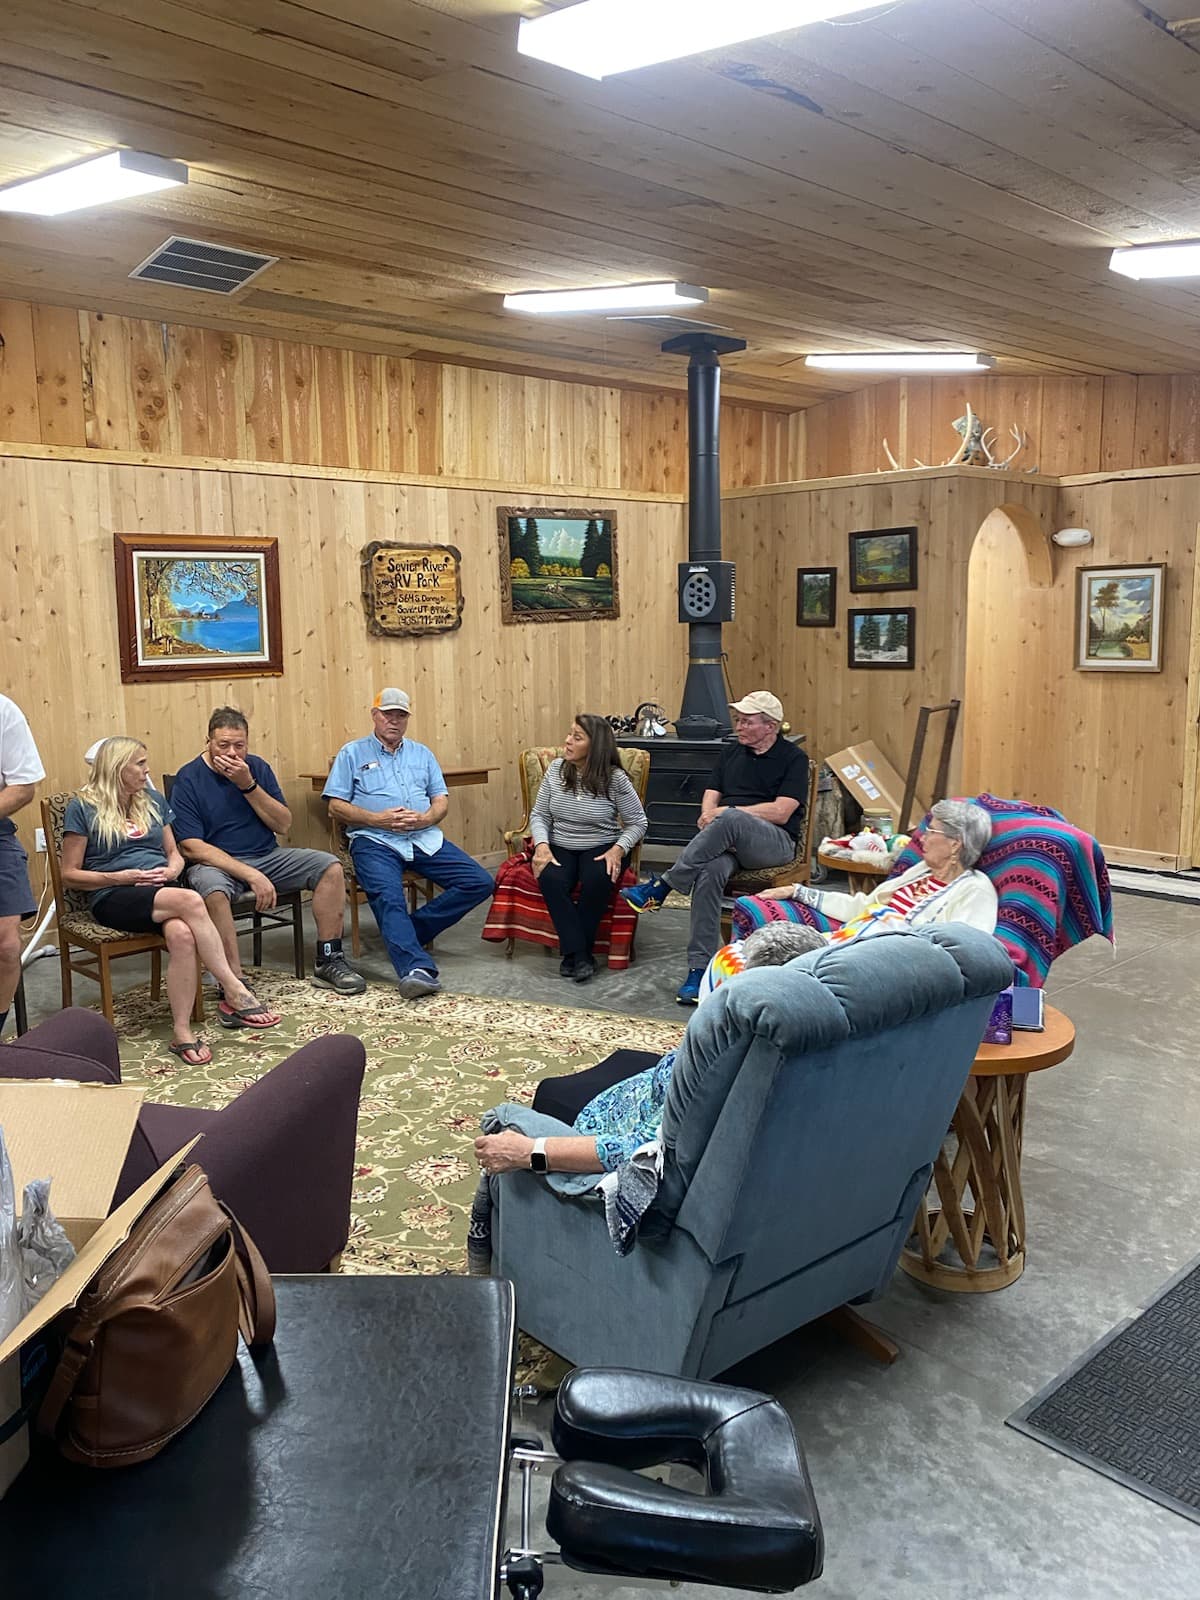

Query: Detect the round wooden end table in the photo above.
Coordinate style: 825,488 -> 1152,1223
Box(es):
815,848 -> 892,896
899,1004 -> 1075,1293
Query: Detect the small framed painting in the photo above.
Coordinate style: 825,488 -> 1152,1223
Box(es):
849,526 -> 918,593
847,607 -> 916,670
114,533 -> 283,683
1075,563 -> 1165,672
498,506 -> 619,624
797,567 -> 837,627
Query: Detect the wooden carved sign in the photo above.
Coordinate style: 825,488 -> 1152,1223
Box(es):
360,541 -> 464,636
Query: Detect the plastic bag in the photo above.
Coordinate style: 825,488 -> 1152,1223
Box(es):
17,1176 -> 76,1314
0,1126 -> 23,1343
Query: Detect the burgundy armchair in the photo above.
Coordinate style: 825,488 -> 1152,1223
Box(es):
5,1008 -> 364,1274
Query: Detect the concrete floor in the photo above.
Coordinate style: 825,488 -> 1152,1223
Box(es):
12,885 -> 1200,1597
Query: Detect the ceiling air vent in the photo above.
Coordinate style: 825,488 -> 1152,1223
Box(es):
128,236 -> 278,296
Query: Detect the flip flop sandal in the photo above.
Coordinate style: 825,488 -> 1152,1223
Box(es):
167,1039 -> 213,1066
217,998 -> 282,1030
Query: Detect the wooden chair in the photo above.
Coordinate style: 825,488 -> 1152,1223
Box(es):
41,794 -> 203,1025
163,773 -> 305,978
481,746 -> 651,969
720,759 -> 820,943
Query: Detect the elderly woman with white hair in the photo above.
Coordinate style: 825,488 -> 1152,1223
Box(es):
753,798 -> 997,939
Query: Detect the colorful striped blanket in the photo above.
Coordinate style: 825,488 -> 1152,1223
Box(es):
732,794 -> 1113,988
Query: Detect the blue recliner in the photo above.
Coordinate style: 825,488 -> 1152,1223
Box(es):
493,924 -> 1013,1379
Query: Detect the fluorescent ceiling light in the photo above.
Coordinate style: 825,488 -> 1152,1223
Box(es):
1109,241 -> 1200,280
504,281 -> 708,314
518,0 -> 889,79
0,150 -> 187,216
805,351 -> 996,373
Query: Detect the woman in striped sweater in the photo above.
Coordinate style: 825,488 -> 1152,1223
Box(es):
530,714 -> 648,983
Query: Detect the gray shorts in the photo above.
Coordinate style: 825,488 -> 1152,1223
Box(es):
186,847 -> 339,902
0,831 -> 36,920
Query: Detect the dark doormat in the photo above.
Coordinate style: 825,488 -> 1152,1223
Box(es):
1007,1255 -> 1200,1524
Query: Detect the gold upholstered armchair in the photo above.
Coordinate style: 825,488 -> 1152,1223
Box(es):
483,745 -> 651,969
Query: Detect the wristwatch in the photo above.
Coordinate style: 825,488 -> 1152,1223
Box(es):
529,1137 -> 549,1174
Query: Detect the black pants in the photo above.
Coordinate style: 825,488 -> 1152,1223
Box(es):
532,1048 -> 661,1124
536,839 -> 624,961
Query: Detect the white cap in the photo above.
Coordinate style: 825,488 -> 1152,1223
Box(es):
729,690 -> 784,722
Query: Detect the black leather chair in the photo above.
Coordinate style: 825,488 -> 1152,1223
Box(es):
504,1367 -> 823,1596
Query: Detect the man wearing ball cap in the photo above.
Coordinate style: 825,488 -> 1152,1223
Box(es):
621,689 -> 808,1005
324,689 -> 494,998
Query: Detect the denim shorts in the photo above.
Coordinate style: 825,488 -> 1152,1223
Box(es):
0,831 -> 36,920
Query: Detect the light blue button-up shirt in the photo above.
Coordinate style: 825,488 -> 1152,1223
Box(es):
323,734 -> 447,860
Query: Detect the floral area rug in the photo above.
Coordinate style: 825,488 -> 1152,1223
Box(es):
108,974 -> 683,1280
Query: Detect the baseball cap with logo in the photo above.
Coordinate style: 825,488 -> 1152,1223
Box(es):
729,690 -> 784,722
372,688 -> 411,712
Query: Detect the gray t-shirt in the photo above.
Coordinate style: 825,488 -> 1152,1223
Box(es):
63,790 -> 174,912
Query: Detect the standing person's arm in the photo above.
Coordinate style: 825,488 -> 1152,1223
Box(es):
0,699 -> 45,819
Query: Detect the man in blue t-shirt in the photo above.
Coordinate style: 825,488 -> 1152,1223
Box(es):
172,707 -> 365,998
324,688 -> 494,999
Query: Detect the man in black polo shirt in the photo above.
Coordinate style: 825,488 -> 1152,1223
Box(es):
622,690 -> 809,1004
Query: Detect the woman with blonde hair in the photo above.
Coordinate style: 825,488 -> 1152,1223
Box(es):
61,736 -> 282,1063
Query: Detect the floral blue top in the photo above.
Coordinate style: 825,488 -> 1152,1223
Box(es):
572,1049 -> 677,1171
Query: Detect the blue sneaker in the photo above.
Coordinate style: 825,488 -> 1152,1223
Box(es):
676,968 -> 705,1006
621,874 -> 670,914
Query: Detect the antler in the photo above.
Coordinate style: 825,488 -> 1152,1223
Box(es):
941,402 -> 974,467
881,438 -> 903,471
995,424 -> 1025,469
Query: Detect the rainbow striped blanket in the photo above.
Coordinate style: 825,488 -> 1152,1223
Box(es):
731,794 -> 1113,988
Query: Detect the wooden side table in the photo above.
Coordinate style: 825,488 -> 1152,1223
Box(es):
815,848 -> 892,897
900,1005 -> 1075,1292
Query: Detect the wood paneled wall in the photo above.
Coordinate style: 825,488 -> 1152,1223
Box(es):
963,471 -> 1200,866
724,465 -> 1200,865
0,299 -> 791,494
0,449 -> 687,863
794,376 -> 1200,482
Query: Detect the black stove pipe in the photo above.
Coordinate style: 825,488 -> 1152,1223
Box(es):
662,330 -> 747,735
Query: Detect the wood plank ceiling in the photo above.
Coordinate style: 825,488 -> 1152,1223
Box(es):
1,0 -> 1200,407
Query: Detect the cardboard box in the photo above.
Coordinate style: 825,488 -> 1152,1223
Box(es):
825,741 -> 926,833
0,1079 -> 196,1497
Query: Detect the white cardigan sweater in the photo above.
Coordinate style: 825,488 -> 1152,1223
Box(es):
805,862 -> 998,934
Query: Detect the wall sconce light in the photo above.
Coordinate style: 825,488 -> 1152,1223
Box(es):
1051,528 -> 1094,547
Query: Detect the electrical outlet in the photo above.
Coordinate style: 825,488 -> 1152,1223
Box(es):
35,826 -> 46,853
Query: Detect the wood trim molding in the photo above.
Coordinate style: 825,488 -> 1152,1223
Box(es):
0,440 -> 686,503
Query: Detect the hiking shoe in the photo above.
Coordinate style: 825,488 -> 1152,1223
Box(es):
559,954 -> 577,978
312,952 -> 367,995
676,968 -> 705,1006
573,956 -> 597,983
621,874 -> 670,914
398,967 -> 441,999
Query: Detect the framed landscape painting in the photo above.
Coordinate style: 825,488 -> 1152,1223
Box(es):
498,506 -> 619,624
797,567 -> 837,627
1075,563 -> 1165,672
848,526 -> 918,593
847,607 -> 916,670
114,534 -> 283,683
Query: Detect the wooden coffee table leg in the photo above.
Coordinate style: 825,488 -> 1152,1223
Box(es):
901,1073 -> 1029,1292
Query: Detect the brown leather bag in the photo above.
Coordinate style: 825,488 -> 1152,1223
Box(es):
36,1163 -> 276,1467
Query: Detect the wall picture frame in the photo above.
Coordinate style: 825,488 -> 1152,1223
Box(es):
796,567 -> 837,627
114,533 -> 283,684
498,506 -> 619,624
360,541 -> 464,636
848,526 -> 918,594
1075,563 -> 1165,672
847,607 -> 916,670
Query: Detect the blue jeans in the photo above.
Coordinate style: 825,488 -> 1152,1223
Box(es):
350,836 -> 494,979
